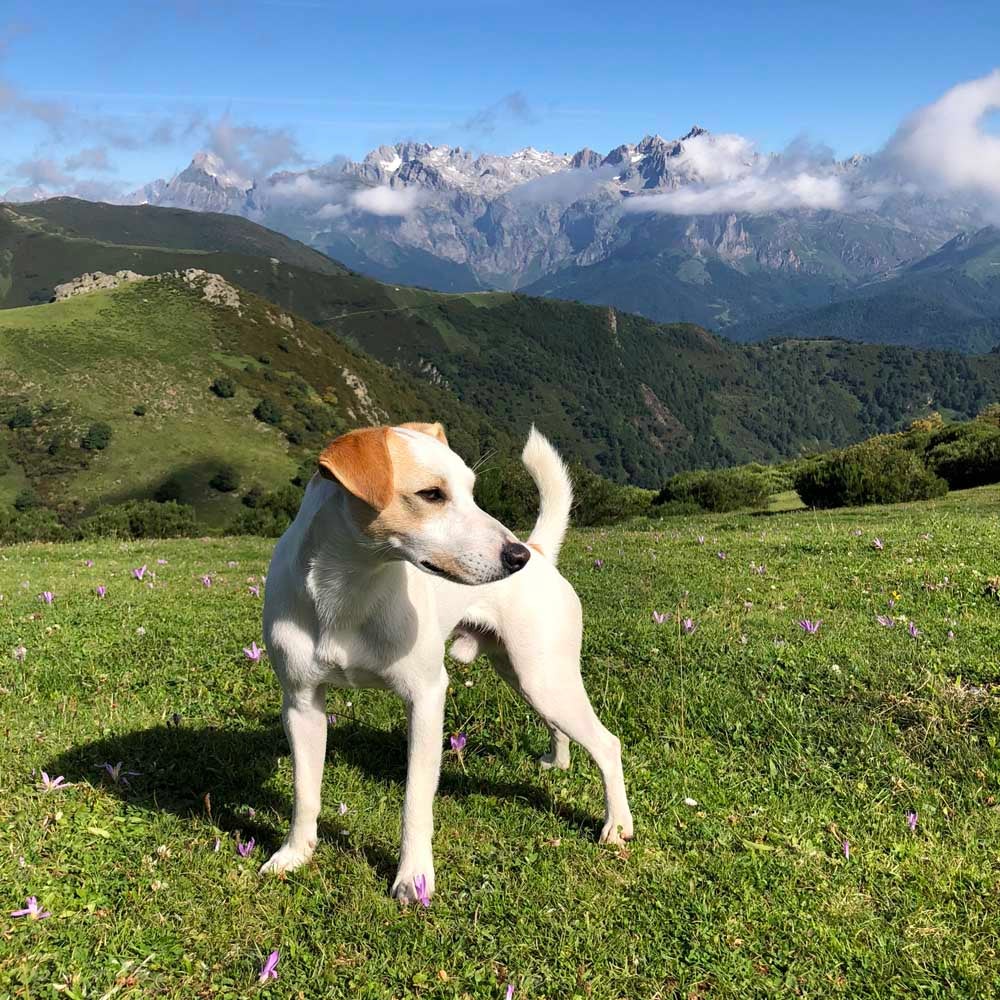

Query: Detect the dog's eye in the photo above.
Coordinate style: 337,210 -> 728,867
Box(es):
416,487 -> 446,503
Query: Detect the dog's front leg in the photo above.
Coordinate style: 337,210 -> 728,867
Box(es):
391,668 -> 448,903
260,684 -> 327,875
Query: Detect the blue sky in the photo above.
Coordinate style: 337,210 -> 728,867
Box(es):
2,0 -> 999,193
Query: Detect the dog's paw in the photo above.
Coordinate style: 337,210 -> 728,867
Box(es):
391,866 -> 435,905
599,813 -> 634,845
538,749 -> 570,771
259,843 -> 314,876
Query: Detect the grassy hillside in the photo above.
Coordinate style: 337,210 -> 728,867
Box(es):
2,488 -> 998,996
0,274 -> 509,525
5,199 -> 1000,489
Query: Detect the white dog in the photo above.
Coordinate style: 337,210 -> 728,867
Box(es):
260,422 -> 633,902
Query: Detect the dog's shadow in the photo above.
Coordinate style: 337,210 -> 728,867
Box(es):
45,717 -> 599,886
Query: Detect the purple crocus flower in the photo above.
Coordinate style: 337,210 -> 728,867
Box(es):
327,714 -> 337,727
716,551 -> 727,561
876,615 -> 894,628
157,558 -> 168,565
39,591 -> 54,604
872,538 -> 884,551
13,644 -> 27,662
38,772 -> 67,792
842,839 -> 850,860
797,619 -> 821,634
258,950 -> 279,984
248,585 -> 260,598
696,535 -> 705,545
96,585 -> 106,598
506,986 -> 515,1000
243,641 -> 262,662
682,618 -> 696,635
907,811 -> 918,833
338,802 -> 348,815
133,565 -> 147,581
213,837 -> 221,853
84,559 -> 94,567
908,621 -> 921,639
11,896 -> 50,920
236,836 -> 255,858
593,559 -> 604,570
947,630 -> 955,641
201,575 -> 212,588
96,761 -> 140,786
413,873 -> 430,908
450,733 -> 467,753
652,610 -> 667,625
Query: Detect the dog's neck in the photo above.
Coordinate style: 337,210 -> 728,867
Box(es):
303,478 -> 409,628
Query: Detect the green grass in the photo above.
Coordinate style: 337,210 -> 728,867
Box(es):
2,489 -> 999,997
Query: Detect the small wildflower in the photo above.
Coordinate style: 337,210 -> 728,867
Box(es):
10,896 -> 50,920
872,538 -> 884,551
38,772 -> 67,792
243,641 -> 263,661
39,591 -> 54,604
450,733 -> 467,753
507,986 -> 515,1000
96,585 -> 106,598
236,836 -> 255,858
464,679 -> 473,688
201,575 -> 212,588
593,558 -> 604,570
84,559 -> 95,567
842,839 -> 850,860
136,626 -> 146,636
96,761 -> 140,786
907,811 -> 918,833
797,619 -> 821,634
696,535 -> 705,545
682,618 -> 696,634
413,873 -> 430,907
258,950 -> 279,984
947,630 -> 955,641
13,644 -> 27,662
213,837 -> 221,852
683,797 -> 698,807
157,558 -> 168,565
327,714 -> 337,726
651,610 -> 667,625
908,621 -> 921,639
876,615 -> 894,628
249,585 -> 260,598
339,802 -> 348,815
716,551 -> 727,561
133,565 -> 147,581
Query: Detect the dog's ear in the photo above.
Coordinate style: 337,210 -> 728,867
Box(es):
399,421 -> 448,446
317,427 -> 393,510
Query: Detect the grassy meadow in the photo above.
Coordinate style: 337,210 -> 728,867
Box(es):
1,488 -> 999,998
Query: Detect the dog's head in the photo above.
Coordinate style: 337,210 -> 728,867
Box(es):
317,422 -> 530,584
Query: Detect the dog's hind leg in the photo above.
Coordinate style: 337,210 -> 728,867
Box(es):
260,683 -> 328,875
512,651 -> 633,845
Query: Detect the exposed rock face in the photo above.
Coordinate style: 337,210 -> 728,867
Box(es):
177,269 -> 242,313
52,270 -> 148,300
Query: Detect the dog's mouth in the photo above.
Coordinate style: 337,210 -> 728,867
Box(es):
419,559 -> 465,584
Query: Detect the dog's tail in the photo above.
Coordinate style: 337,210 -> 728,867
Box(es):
522,425 -> 573,564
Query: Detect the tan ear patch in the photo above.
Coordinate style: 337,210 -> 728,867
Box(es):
399,421 -> 448,447
317,427 -> 393,510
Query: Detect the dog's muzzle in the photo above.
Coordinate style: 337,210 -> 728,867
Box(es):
500,542 -> 531,575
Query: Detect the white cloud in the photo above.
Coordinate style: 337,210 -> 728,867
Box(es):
626,132 -> 847,216
351,184 -> 425,217
888,69 -> 1000,201
314,201 -> 346,220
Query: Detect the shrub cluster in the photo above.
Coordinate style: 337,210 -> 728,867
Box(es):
795,441 -> 947,509
654,468 -> 770,513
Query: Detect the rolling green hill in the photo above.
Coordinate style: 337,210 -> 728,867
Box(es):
4,199 -> 1000,493
0,273 -> 509,526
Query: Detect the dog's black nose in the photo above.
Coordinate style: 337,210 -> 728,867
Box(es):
501,541 -> 531,574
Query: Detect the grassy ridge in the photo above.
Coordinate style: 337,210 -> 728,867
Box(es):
1,489 -> 998,997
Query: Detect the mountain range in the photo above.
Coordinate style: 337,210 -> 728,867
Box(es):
3,200 -> 1000,518
107,128 -> 1000,350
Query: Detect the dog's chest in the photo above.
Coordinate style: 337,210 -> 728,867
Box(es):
312,623 -> 406,689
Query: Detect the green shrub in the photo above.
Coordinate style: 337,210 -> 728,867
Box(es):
209,465 -> 240,493
78,501 -> 196,539
258,354 -> 272,365
133,404 -> 147,416
81,422 -> 112,451
226,484 -> 303,536
795,442 -> 947,509
211,377 -> 236,399
254,398 -> 283,425
655,468 -> 770,513
926,422 -> 1000,489
8,405 -> 33,429
13,488 -> 40,512
0,506 -> 68,543
153,476 -> 185,504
